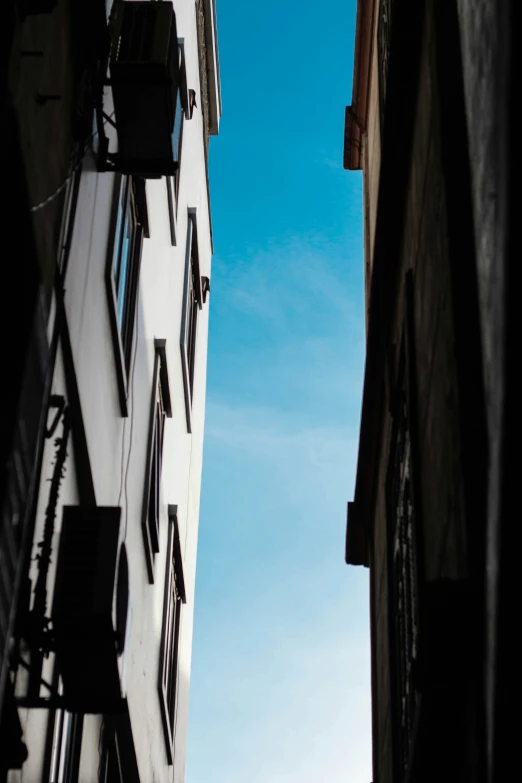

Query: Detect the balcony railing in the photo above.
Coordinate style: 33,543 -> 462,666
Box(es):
0,309 -> 48,715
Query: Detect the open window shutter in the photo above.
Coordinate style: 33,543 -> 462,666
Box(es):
178,42 -> 190,119
133,177 -> 150,238
189,216 -> 203,308
166,8 -> 181,131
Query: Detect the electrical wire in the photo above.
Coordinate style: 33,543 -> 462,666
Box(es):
30,157 -> 84,213
117,414 -> 127,510
30,111 -> 115,213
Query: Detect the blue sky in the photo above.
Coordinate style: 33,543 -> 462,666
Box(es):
186,2 -> 371,782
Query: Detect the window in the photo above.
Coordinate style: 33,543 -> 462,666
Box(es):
101,732 -> 123,783
142,340 -> 172,583
112,178 -> 141,366
166,41 -> 189,246
49,709 -> 72,783
386,276 -> 421,779
180,211 -> 203,433
48,706 -> 82,783
148,384 -> 165,552
172,44 -> 185,198
107,175 -> 148,415
158,507 -> 186,764
387,366 -> 419,775
99,708 -> 141,783
166,178 -> 177,247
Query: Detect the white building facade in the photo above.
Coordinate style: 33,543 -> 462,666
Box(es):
4,2 -> 221,781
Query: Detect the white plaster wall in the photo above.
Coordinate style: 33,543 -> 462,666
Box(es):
13,2 -> 215,782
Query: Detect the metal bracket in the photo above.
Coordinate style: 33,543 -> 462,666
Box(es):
13,655 -> 66,710
16,696 -> 67,710
45,394 -> 66,438
15,655 -> 56,695
102,110 -> 117,130
202,276 -> 210,304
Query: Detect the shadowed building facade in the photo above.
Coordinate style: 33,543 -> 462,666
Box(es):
0,2 -> 221,781
344,2 -> 515,782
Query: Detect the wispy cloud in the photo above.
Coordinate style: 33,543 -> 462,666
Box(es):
208,235 -> 365,430
213,235 -> 363,333
192,388 -> 371,783
190,216 -> 368,783
199,407 -> 352,624
189,625 -> 371,783
206,399 -> 353,460
321,155 -> 344,171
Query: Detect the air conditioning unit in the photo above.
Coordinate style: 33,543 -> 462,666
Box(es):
52,507 -> 129,714
109,0 -> 181,177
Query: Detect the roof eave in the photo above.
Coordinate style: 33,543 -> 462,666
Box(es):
343,0 -> 375,170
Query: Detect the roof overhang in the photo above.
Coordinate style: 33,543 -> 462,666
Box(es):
347,0 -> 425,562
345,501 -> 370,567
344,0 -> 375,170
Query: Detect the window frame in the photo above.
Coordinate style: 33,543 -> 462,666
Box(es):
180,210 -> 203,434
385,341 -> 419,773
47,702 -> 83,783
385,273 -> 424,780
48,708 -> 72,783
158,506 -> 186,765
166,40 -> 188,247
142,339 -> 173,584
100,731 -> 124,783
106,175 -> 147,417
101,707 -> 141,783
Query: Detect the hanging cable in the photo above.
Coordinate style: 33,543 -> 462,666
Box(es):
30,111 -> 115,213
117,414 -> 127,509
